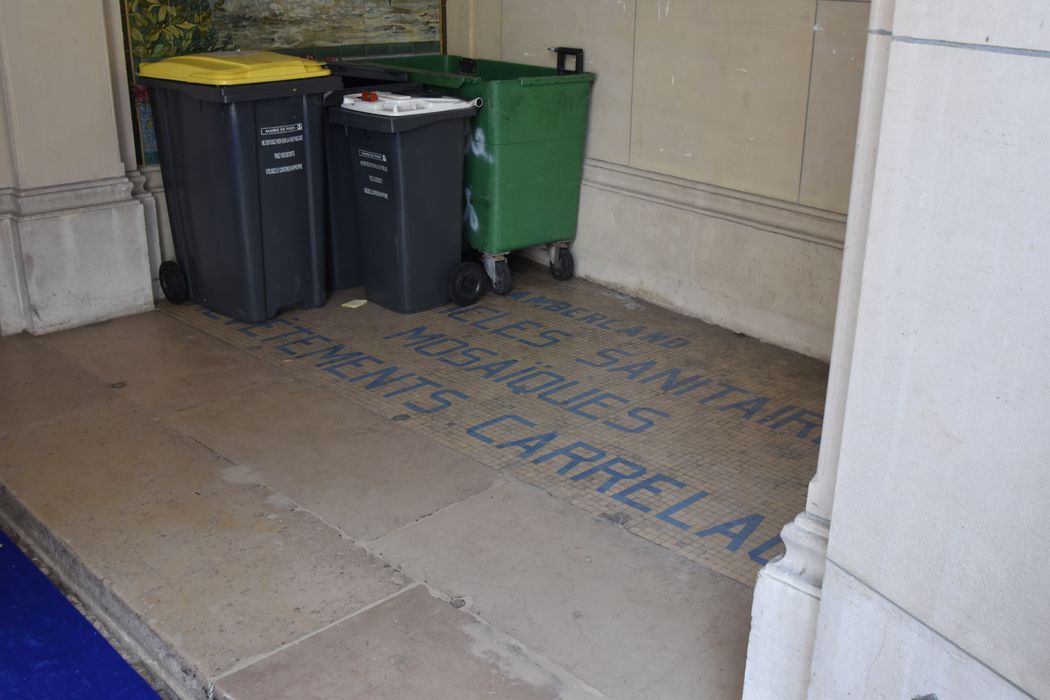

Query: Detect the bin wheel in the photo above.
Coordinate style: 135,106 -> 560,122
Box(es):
491,259 -> 513,295
159,261 -> 189,304
449,261 -> 486,306
550,248 -> 575,281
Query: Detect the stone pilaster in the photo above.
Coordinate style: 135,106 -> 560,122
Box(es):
0,0 -> 153,335
741,0 -> 896,696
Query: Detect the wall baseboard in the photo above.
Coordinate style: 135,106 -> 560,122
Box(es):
582,159 -> 846,250
0,177 -> 136,218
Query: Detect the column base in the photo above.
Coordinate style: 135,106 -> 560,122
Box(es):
743,511 -> 830,700
0,177 -> 153,335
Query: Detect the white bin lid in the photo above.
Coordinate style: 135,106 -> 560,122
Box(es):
341,91 -> 477,116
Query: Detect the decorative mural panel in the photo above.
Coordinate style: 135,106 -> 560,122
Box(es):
215,0 -> 439,50
121,0 -> 442,165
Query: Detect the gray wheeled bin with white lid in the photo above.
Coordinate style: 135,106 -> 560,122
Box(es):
323,64 -> 417,290
327,91 -> 484,312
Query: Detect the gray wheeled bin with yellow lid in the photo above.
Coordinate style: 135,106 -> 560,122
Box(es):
139,50 -> 340,323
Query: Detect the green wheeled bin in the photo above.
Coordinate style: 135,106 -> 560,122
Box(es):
349,49 -> 595,294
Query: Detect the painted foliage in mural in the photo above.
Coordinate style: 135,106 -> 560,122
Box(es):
126,0 -> 235,62
215,0 -> 439,49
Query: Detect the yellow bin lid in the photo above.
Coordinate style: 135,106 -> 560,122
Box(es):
139,50 -> 331,86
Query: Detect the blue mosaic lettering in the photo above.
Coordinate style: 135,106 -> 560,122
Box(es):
608,360 -> 657,380
506,371 -> 566,395
533,441 -> 607,475
436,346 -> 499,368
384,326 -> 445,347
613,475 -> 687,513
304,345 -> 363,366
717,396 -> 769,420
639,367 -> 711,395
471,312 -> 513,331
568,392 -> 629,420
462,359 -> 517,378
466,414 -> 537,444
261,325 -> 312,343
757,405 -> 797,425
603,406 -> 670,434
698,383 -> 750,406
323,354 -> 383,380
237,320 -> 276,338
275,333 -> 332,356
529,329 -> 573,348
412,337 -> 468,357
497,431 -> 560,459
578,313 -> 607,324
616,325 -> 646,338
766,409 -> 823,439
656,491 -> 709,529
351,367 -> 416,390
570,457 -> 647,493
696,514 -> 765,552
493,364 -> 538,382
537,383 -> 600,407
405,388 -> 469,414
748,535 -> 784,565
490,319 -> 543,341
446,305 -> 501,323
382,377 -> 440,398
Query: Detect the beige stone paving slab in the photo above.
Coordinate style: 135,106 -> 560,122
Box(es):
0,333 -> 116,432
217,585 -> 605,700
0,397 -> 408,679
371,480 -> 752,700
168,379 -> 505,542
162,264 -> 827,586
38,310 -> 286,415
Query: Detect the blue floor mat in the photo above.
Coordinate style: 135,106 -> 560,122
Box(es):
0,528 -> 158,699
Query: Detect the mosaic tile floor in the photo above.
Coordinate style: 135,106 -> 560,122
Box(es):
163,264 -> 828,586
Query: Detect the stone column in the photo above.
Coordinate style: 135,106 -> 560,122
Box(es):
741,1 -> 895,697
0,0 -> 153,335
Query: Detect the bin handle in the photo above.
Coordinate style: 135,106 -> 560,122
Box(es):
551,47 -> 585,75
519,73 -> 593,86
354,62 -> 470,89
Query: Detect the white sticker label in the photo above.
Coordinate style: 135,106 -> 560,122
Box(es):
360,160 -> 388,173
261,123 -> 303,136
265,163 -> 304,175
261,134 -> 304,146
363,187 -> 389,199
358,149 -> 388,162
